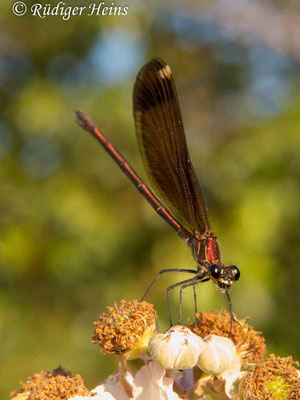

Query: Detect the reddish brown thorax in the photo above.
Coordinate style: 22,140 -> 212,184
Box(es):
206,235 -> 221,265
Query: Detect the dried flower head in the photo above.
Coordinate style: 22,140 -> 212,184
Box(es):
93,300 -> 157,359
10,366 -> 89,400
189,310 -> 266,367
243,354 -> 300,400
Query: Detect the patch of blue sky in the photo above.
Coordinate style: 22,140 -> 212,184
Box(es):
49,28 -> 144,98
249,45 -> 294,76
170,11 -> 226,46
246,75 -> 290,117
170,10 -> 295,118
88,28 -> 145,84
246,45 -> 295,117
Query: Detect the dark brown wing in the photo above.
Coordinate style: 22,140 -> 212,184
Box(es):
133,58 -> 210,234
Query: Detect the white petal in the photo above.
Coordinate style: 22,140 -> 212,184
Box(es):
132,361 -> 181,400
69,386 -> 118,400
93,376 -> 130,400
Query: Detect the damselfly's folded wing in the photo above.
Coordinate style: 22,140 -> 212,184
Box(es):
133,58 -> 210,234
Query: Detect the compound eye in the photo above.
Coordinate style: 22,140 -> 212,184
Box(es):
232,265 -> 240,281
210,264 -> 221,279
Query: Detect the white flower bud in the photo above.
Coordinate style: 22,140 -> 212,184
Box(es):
148,325 -> 204,370
197,334 -> 236,375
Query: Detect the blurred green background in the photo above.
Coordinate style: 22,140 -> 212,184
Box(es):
1,0 -> 300,397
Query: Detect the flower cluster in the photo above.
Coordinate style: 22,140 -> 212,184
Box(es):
189,309 -> 266,366
92,299 -> 157,359
10,301 -> 300,400
10,366 -> 90,400
243,354 -> 300,400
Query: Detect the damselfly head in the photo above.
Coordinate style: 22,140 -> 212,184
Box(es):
209,264 -> 240,292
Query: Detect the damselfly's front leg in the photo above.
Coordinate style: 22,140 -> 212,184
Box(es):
166,273 -> 207,326
140,268 -> 197,302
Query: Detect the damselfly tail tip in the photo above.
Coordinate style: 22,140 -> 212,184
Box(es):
75,110 -> 91,130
